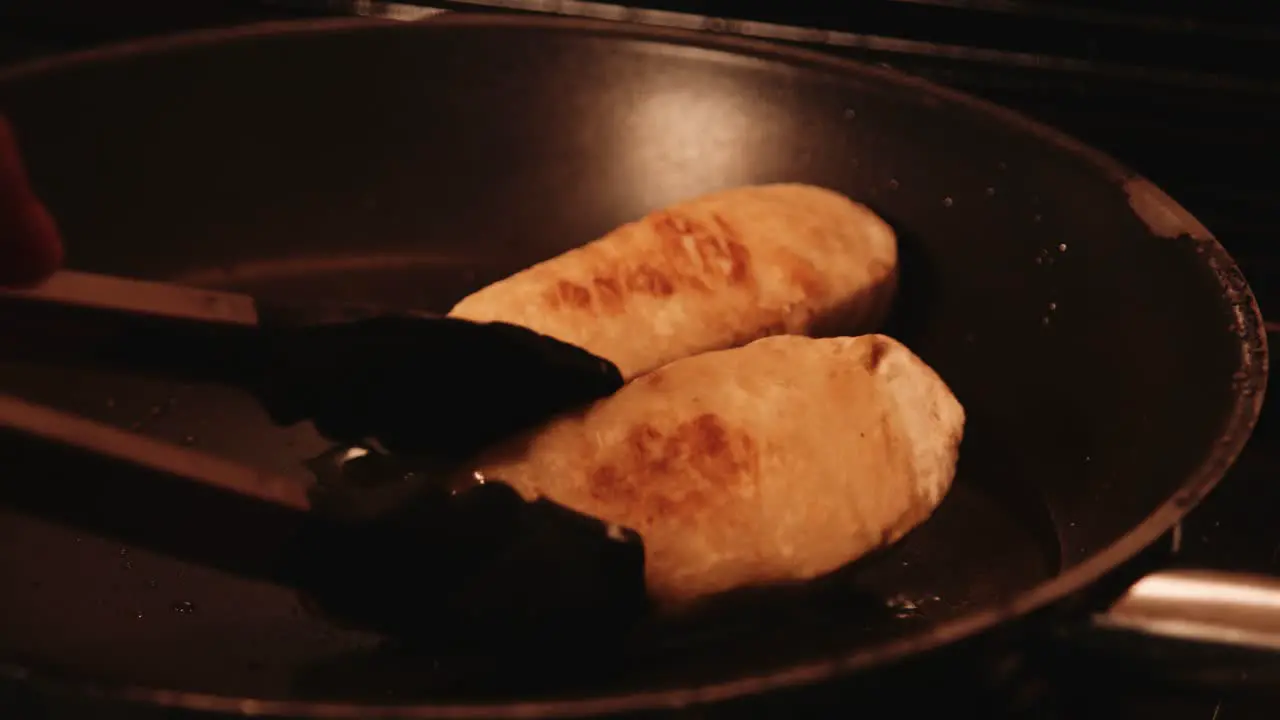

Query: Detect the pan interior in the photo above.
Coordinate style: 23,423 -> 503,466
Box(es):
0,19 -> 1254,706
0,257 -> 1062,701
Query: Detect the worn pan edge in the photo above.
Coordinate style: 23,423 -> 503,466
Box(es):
0,13 -> 1268,719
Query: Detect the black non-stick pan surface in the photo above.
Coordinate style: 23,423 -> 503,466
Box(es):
0,14 -> 1267,719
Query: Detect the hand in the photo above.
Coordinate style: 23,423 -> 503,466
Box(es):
0,117 -> 63,287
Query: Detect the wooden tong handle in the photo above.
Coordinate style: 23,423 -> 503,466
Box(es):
3,269 -> 261,325
0,393 -> 312,512
0,270 -> 269,387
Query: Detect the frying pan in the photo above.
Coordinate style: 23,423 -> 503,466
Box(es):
0,13 -> 1270,719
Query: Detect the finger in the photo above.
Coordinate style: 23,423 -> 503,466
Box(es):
0,117 -> 64,287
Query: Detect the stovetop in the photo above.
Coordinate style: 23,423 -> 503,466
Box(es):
1,2 -> 1278,718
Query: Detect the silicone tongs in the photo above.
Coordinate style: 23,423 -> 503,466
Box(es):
0,270 -> 623,510
0,271 -> 644,644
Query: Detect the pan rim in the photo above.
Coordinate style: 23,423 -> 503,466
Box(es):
0,13 -> 1268,719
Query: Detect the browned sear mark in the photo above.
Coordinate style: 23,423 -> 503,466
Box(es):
865,336 -> 889,372
587,413 -> 759,525
788,257 -> 828,304
650,210 -> 753,290
626,264 -> 675,296
592,276 -> 623,308
539,210 -> 754,314
710,213 -> 751,283
543,280 -> 593,310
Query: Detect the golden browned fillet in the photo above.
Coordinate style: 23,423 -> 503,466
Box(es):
448,184 -> 898,380
473,334 -> 965,607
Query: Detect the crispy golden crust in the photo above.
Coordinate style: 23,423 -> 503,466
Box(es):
475,335 -> 965,606
449,184 -> 898,380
